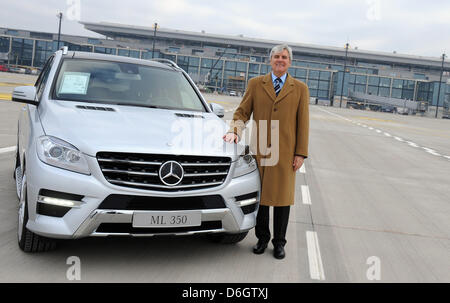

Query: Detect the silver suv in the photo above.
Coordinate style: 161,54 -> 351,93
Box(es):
12,48 -> 260,252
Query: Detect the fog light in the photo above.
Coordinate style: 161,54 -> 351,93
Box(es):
37,195 -> 84,208
236,197 -> 257,207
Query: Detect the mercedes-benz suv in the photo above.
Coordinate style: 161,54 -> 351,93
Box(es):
12,48 -> 260,252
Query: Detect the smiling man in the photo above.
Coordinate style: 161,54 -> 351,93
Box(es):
223,44 -> 310,259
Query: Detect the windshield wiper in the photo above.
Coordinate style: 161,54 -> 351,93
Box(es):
113,103 -> 163,109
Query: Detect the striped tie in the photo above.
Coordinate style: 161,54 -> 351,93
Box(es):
274,77 -> 282,96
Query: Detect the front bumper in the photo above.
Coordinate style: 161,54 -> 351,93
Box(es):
26,151 -> 260,239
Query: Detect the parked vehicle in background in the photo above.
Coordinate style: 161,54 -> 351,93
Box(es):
229,90 -> 237,96
380,105 -> 396,113
396,107 -> 409,115
0,64 -> 9,72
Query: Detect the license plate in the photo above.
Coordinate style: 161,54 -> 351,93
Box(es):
132,211 -> 202,228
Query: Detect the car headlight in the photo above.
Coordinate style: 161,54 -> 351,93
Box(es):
36,136 -> 91,175
232,147 -> 257,178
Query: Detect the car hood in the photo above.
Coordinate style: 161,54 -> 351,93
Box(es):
38,101 -> 243,160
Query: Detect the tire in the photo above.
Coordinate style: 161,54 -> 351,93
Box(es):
207,231 -> 248,244
18,172 -> 57,253
13,147 -> 19,180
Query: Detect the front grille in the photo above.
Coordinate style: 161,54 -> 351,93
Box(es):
98,194 -> 226,211
97,152 -> 231,191
95,221 -> 222,234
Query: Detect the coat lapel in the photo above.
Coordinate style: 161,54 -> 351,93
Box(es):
275,73 -> 294,104
262,73 -> 276,102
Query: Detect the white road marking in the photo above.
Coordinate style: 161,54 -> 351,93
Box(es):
315,107 -> 449,161
423,147 -> 441,156
301,185 -> 311,205
306,231 -> 326,281
368,127 -> 374,130
406,141 -> 419,148
299,165 -> 306,174
0,146 -> 16,154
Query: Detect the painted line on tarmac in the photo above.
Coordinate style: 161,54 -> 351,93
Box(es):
207,100 -> 233,105
0,93 -> 12,100
301,185 -> 311,205
0,82 -> 34,87
297,166 -> 326,281
406,141 -> 420,148
306,231 -> 326,281
0,146 -> 16,154
299,164 -> 306,174
422,147 -> 441,156
316,107 -> 450,162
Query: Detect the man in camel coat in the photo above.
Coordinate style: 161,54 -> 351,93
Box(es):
223,44 -> 310,259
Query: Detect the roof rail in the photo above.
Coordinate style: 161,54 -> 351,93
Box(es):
60,46 -> 68,55
150,58 -> 180,69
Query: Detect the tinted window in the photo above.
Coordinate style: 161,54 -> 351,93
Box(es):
53,59 -> 206,112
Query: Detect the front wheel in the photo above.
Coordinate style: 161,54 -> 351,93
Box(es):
18,173 -> 57,253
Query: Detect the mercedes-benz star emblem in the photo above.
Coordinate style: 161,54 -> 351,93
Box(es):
159,161 -> 184,186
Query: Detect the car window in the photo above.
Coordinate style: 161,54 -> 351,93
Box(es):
36,56 -> 54,100
53,59 -> 206,112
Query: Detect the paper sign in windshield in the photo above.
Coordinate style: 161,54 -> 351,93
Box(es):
59,72 -> 90,95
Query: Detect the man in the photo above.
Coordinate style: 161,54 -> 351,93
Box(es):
223,44 -> 309,259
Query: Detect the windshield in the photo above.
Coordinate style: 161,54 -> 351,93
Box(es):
53,59 -> 206,112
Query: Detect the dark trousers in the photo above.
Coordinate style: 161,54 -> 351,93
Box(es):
255,205 -> 290,247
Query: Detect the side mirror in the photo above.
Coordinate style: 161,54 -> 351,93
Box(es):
12,86 -> 38,106
209,102 -> 224,118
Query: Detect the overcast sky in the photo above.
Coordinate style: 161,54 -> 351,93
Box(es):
1,0 -> 449,58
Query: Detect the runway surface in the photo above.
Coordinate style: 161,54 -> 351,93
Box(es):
0,74 -> 449,282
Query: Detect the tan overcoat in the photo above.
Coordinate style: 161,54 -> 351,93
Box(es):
228,73 -> 310,206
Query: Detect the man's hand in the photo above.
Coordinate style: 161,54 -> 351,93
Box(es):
223,132 -> 239,143
293,155 -> 305,171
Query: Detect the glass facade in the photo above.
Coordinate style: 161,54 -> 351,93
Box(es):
34,40 -> 53,67
0,36 -> 9,53
94,46 -> 116,55
0,31 -> 448,105
11,38 -> 33,66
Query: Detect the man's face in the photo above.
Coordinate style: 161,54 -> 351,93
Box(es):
270,49 -> 291,76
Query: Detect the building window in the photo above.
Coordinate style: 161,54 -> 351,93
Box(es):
0,36 -> 10,53
88,38 -> 101,45
11,38 -> 33,66
6,30 -> 18,36
308,70 -> 320,80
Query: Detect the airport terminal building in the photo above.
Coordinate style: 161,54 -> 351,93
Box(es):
1,21 -> 449,107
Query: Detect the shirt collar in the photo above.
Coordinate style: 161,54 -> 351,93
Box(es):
271,72 -> 287,83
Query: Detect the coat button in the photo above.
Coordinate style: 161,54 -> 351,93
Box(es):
274,108 -> 277,112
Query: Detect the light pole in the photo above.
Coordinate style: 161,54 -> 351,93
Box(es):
56,12 -> 63,49
435,53 -> 446,118
339,43 -> 349,108
152,22 -> 158,59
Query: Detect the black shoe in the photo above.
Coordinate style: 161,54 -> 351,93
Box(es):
273,245 -> 285,259
253,241 -> 268,254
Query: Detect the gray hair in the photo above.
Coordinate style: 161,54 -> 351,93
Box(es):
270,44 -> 293,61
